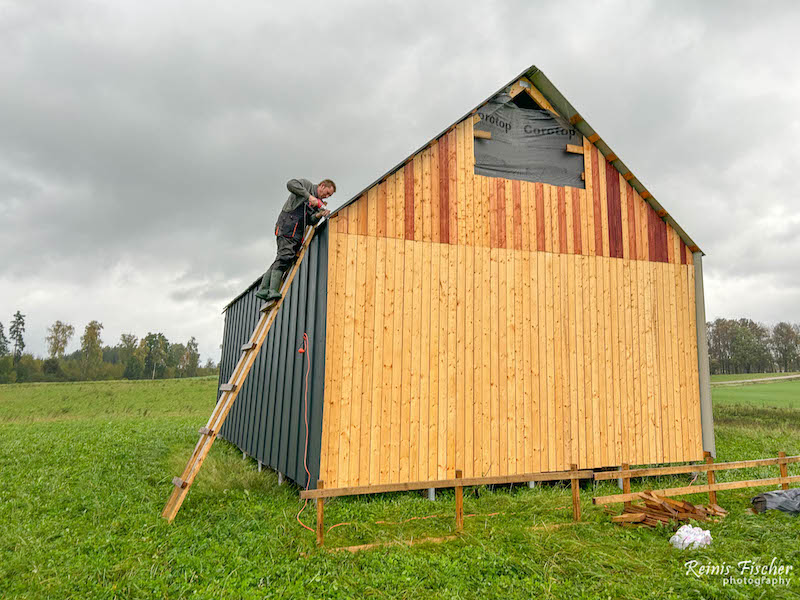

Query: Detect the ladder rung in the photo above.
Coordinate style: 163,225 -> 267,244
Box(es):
259,302 -> 276,313
198,427 -> 214,436
219,383 -> 237,393
172,476 -> 188,489
241,341 -> 256,351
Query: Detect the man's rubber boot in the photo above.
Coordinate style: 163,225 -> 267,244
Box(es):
254,271 -> 272,301
263,269 -> 284,303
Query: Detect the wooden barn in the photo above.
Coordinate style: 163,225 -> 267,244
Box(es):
216,64 -> 715,496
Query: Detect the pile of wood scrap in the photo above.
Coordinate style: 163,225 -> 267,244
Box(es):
609,492 -> 728,527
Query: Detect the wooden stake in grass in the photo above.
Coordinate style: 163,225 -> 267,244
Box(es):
571,464 -> 581,522
455,470 -> 464,532
316,480 -> 325,547
704,452 -> 717,505
621,463 -> 631,510
779,452 -> 789,490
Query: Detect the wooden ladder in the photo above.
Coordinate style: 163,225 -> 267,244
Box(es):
161,227 -> 317,523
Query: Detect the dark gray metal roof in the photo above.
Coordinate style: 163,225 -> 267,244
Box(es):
328,64 -> 703,255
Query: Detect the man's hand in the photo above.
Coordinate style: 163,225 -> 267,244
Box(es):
309,195 -> 327,209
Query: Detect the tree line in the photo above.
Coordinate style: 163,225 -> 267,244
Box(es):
707,318 -> 800,375
0,311 -> 218,384
2,311 -> 798,383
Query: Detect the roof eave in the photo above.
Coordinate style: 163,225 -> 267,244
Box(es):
528,69 -> 704,256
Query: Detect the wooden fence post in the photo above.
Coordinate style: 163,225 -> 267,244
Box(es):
570,464 -> 581,521
455,470 -> 464,532
316,480 -> 325,547
704,452 -> 717,505
779,452 -> 789,490
621,463 -> 631,510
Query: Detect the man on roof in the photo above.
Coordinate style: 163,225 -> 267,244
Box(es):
255,178 -> 335,304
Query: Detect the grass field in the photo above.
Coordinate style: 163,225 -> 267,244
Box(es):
712,379 -> 800,409
2,378 -> 800,599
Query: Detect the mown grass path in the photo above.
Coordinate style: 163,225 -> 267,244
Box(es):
711,371 -> 800,383
1,378 -> 799,599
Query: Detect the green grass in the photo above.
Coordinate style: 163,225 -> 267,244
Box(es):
711,372 -> 800,383
2,379 -> 800,598
0,376 -> 217,423
712,379 -> 800,409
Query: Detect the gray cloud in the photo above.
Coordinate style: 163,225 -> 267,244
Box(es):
2,0 -> 799,361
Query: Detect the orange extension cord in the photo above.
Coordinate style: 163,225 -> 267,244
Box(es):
295,333 -> 355,534
295,333 -> 318,533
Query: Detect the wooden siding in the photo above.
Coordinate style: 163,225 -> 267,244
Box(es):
319,230 -> 702,488
333,118 -> 694,267
319,113 -> 702,490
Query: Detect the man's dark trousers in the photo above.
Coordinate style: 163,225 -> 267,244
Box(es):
260,236 -> 300,290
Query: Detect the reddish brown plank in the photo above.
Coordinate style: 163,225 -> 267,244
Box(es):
404,161 -> 415,240
557,186 -> 568,253
535,183 -> 545,252
626,185 -> 637,260
605,161 -> 623,258
571,187 -> 582,254
438,136 -> 450,244
680,241 -> 687,265
647,205 -> 668,263
496,179 -> 507,248
647,204 -> 655,262
512,179 -> 523,250
654,208 -> 662,262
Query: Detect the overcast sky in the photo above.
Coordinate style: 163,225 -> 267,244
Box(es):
2,0 -> 799,362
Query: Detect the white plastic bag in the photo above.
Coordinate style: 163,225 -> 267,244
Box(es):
670,524 -> 712,550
